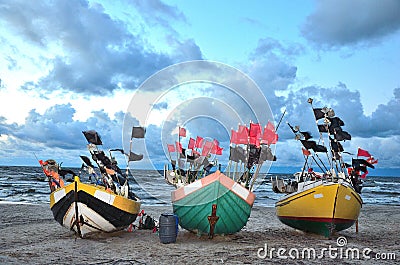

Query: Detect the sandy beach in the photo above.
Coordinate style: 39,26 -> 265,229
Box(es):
0,203 -> 398,264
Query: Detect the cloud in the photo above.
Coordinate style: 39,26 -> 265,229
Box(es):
0,0 -> 202,96
301,0 -> 400,48
0,103 -> 131,151
369,87 -> 400,137
252,37 -> 305,60
241,47 -> 400,169
132,0 -> 187,31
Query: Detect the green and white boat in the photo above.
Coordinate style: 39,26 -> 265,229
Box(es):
170,170 -> 255,235
164,123 -> 278,236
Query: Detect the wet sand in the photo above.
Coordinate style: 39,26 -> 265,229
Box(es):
0,203 -> 398,264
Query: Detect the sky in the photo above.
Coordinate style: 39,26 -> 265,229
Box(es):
0,0 -> 399,176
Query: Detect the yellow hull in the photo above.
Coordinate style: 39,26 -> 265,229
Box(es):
49,177 -> 141,236
276,181 -> 362,236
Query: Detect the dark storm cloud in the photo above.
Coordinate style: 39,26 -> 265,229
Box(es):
0,0 -> 202,95
301,0 -> 400,48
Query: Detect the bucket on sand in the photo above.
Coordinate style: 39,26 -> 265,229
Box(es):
159,213 -> 179,244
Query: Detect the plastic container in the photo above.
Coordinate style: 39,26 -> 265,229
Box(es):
159,213 -> 179,244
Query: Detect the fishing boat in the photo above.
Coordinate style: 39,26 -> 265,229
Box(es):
164,123 -> 278,237
272,98 -> 377,237
40,128 -> 145,237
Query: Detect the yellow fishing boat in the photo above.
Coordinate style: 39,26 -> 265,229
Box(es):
273,98 -> 376,237
275,175 -> 362,237
49,175 -> 140,237
40,129 -> 145,237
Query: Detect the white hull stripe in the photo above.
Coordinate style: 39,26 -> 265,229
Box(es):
94,190 -> 116,205
53,189 -> 66,204
183,180 -> 203,195
232,183 -> 250,201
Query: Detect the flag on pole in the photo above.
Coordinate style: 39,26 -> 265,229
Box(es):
211,143 -> 223,155
202,140 -> 213,156
167,144 -> 175,153
261,122 -> 278,145
195,136 -> 204,148
230,129 -> 238,144
131,126 -> 145,138
357,147 -> 371,157
127,152 -> 143,161
175,141 -> 182,153
237,125 -> 249,144
213,139 -> 219,146
302,148 -> 311,156
188,137 -> 195,149
249,122 -> 261,138
179,127 -> 186,137
249,122 -> 261,147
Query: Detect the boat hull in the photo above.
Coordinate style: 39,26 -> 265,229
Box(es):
172,171 -> 255,235
49,177 -> 141,236
275,181 -> 362,237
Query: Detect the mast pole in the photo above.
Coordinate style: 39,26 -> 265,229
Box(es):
307,98 -> 332,173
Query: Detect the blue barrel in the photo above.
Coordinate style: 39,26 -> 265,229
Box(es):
159,213 -> 179,244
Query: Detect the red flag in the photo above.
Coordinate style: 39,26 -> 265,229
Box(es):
237,125 -> 249,144
188,138 -> 195,149
302,148 -> 311,156
167,144 -> 175,153
266,121 -> 275,132
213,139 -> 219,146
249,135 -> 260,147
195,136 -> 204,148
210,141 -> 223,155
215,145 -> 224,155
230,129 -> 238,144
179,127 -> 186,137
357,148 -> 371,157
238,125 -> 249,135
249,123 -> 261,147
202,141 -> 213,156
261,124 -> 278,145
175,141 -> 182,153
249,123 -> 261,138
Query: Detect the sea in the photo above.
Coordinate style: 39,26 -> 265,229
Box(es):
0,166 -> 399,207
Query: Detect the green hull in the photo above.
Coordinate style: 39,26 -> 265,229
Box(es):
173,181 -> 252,235
278,216 -> 355,237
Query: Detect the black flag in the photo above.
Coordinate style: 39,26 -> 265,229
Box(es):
80,155 -> 94,168
334,128 -> 351,141
82,130 -> 103,145
131,126 -> 146,139
300,131 -> 312,140
313,108 -> 325,120
300,140 -> 327,153
127,152 -> 143,162
318,124 -> 328,133
352,158 -> 375,171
